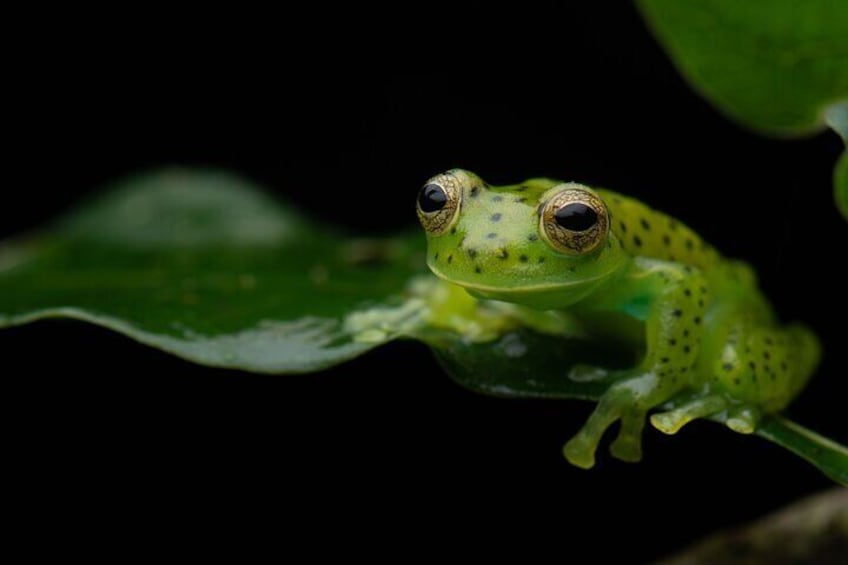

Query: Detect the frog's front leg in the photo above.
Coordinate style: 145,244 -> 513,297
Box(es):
564,261 -> 709,468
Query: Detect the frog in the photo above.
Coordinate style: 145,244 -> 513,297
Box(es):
416,168 -> 821,469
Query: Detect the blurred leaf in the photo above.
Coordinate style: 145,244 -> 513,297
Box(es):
638,0 -> 848,218
836,150 -> 848,219
637,0 -> 848,135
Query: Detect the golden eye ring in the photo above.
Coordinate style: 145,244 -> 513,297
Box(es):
416,173 -> 461,235
539,185 -> 609,255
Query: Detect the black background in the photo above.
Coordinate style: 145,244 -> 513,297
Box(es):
6,3 -> 846,558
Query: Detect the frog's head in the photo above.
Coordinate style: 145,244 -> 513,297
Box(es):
417,169 -> 629,309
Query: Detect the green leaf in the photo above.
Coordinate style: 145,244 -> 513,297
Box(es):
637,0 -> 848,136
637,0 -> 848,219
755,416 -> 848,486
0,169 -> 428,373
432,329 -> 634,401
836,150 -> 848,219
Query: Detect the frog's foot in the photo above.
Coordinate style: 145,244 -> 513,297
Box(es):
609,409 -> 645,463
650,394 -> 728,435
726,405 -> 760,434
564,375 -> 658,468
563,394 -> 621,469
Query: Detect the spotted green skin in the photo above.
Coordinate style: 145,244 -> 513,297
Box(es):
422,169 -> 820,469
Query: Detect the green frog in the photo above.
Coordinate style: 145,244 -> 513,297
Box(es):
416,169 -> 820,469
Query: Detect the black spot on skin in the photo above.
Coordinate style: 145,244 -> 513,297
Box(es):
766,338 -> 774,345
684,289 -> 691,297
672,309 -> 682,317
450,227 -> 457,235
693,316 -> 701,325
434,252 -> 439,260
492,196 -> 503,202
490,213 -> 502,222
468,249 -> 478,259
781,361 -> 788,371
669,339 -> 677,346
684,266 -> 693,273
619,221 -> 627,233
661,357 -> 670,363
683,345 -> 691,354
447,255 -> 453,263
698,299 -> 704,307
519,255 -> 528,262
733,378 -> 741,386
514,197 -> 527,203
475,266 -> 482,273
640,218 -> 651,230
662,234 -> 671,246
681,367 -> 688,373
497,249 -> 509,259
487,233 -> 498,239
633,235 -> 642,247
749,361 -> 756,370
568,266 -> 576,272
723,363 -> 733,371
528,234 -> 538,241
763,351 -> 770,360
538,257 -> 545,263
700,286 -> 707,295
685,239 -> 694,250
470,186 -> 480,198
770,373 -> 776,381
683,329 -> 690,337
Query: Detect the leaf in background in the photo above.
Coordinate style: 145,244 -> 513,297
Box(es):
0,169 -> 428,373
637,0 -> 848,217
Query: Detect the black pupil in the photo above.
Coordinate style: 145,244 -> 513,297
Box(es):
418,184 -> 448,212
555,202 -> 598,231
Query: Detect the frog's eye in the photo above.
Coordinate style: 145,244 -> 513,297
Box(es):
416,174 -> 461,235
539,186 -> 609,255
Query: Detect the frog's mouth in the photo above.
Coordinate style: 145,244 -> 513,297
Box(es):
428,265 -> 612,309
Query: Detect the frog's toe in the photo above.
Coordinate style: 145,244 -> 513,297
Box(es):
650,394 -> 728,435
726,406 -> 759,434
563,436 -> 597,469
609,434 -> 642,463
650,412 -> 687,435
609,410 -> 645,462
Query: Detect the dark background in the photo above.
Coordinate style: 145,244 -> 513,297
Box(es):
6,3 -> 846,558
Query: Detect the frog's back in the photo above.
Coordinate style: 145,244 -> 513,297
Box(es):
596,189 -> 724,272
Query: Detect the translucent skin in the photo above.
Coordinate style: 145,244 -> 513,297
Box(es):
420,169 -> 820,468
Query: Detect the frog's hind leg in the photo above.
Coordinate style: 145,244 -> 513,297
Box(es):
650,394 -> 728,435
